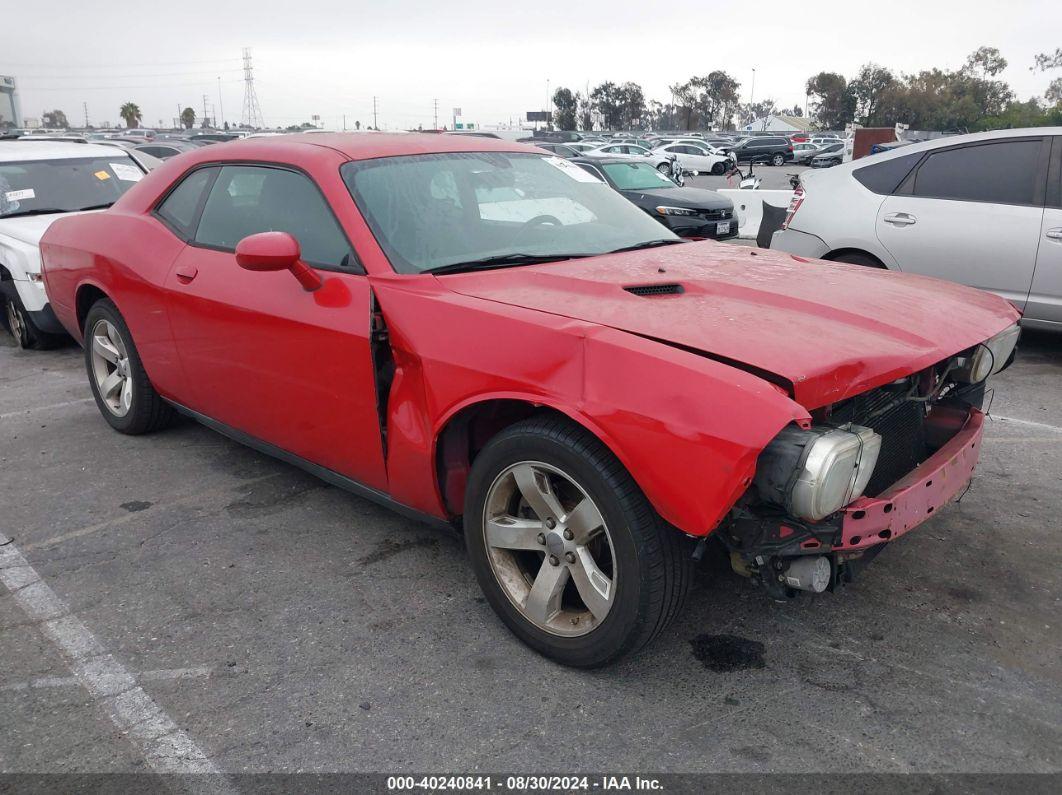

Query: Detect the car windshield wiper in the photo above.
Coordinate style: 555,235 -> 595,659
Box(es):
0,202 -> 112,219
426,252 -> 592,275
607,239 -> 686,254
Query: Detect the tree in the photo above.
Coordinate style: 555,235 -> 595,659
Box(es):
1033,48 -> 1062,72
576,92 -> 594,131
788,105 -> 804,117
965,46 -> 1007,77
1047,78 -> 1062,107
590,82 -> 624,130
42,109 -> 69,129
616,82 -> 645,129
180,107 -> 196,129
552,87 -> 578,131
687,71 -> 741,130
849,63 -> 895,124
119,102 -> 142,129
669,81 -> 697,129
805,72 -> 854,129
355,120 -> 361,130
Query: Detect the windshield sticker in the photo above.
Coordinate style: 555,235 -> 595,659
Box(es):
4,188 -> 35,202
110,162 -> 143,182
543,156 -> 601,183
94,170 -> 111,181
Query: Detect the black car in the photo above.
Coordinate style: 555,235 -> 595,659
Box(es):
728,136 -> 794,165
572,157 -> 737,240
521,140 -> 582,159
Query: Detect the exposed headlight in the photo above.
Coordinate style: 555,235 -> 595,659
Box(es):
754,424 -> 882,522
953,324 -> 1021,383
655,206 -> 698,216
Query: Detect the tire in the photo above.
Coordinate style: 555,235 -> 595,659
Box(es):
657,161 -> 672,176
464,415 -> 693,668
83,299 -> 175,435
771,153 -> 785,166
830,252 -> 885,268
711,162 -> 726,175
3,291 -> 59,350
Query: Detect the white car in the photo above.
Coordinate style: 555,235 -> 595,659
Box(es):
771,127 -> 1062,330
651,142 -> 734,175
0,141 -> 147,348
582,143 -> 676,171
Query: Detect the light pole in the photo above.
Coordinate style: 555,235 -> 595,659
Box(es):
749,67 -> 757,129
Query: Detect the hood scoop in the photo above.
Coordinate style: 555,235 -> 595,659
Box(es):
623,283 -> 685,297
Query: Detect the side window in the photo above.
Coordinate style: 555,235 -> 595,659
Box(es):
195,165 -> 354,268
910,140 -> 1043,206
156,167 -> 216,237
853,152 -> 922,195
575,163 -> 604,181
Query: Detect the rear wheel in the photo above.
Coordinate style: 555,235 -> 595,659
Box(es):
657,161 -> 672,176
464,416 -> 693,668
711,162 -> 726,175
771,153 -> 785,166
84,299 -> 175,434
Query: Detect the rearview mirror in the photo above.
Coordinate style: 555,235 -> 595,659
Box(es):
235,231 -> 322,292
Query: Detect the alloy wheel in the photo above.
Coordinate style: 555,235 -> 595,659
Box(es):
5,299 -> 26,347
483,461 -> 616,637
89,319 -> 133,417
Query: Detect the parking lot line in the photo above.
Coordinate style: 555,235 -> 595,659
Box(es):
1,666 -> 212,692
0,397 -> 94,420
0,531 -> 222,775
991,414 -> 1062,434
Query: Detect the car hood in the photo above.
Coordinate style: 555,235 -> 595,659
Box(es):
623,186 -> 731,209
0,212 -> 79,246
439,242 -> 1020,409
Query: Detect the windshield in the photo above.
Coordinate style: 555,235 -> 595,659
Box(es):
0,156 -> 142,217
600,161 -> 676,191
341,152 -> 678,274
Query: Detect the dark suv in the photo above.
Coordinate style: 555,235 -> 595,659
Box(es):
729,136 -> 794,165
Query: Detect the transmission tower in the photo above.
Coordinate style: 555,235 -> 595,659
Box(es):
240,47 -> 264,129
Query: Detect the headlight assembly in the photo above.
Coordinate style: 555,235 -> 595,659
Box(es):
953,323 -> 1021,383
655,206 -> 698,216
754,424 -> 882,522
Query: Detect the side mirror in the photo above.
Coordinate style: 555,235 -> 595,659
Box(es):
235,231 -> 322,292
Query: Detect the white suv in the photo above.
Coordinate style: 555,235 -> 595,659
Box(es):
772,128 -> 1062,331
1,141 -> 146,348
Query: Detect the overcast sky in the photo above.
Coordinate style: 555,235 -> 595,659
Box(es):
4,0 -> 1060,129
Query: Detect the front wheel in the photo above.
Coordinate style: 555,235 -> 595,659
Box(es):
84,299 -> 175,434
711,162 -> 726,175
3,292 -> 58,350
657,161 -> 673,176
464,416 -> 693,668
771,153 -> 785,166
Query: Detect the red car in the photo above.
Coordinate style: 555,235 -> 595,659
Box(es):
41,134 -> 1020,667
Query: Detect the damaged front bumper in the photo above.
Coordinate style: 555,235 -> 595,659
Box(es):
720,405 -> 984,597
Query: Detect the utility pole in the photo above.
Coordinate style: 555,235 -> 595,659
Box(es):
217,76 -> 225,128
82,102 -> 89,128
749,67 -> 757,129
372,96 -> 378,130
433,98 -> 438,130
202,94 -> 210,128
342,114 -> 346,131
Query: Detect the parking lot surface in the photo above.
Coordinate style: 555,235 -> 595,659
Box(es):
1,324 -> 1060,776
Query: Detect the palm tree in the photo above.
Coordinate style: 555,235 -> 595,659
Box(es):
180,107 -> 196,130
119,102 -> 142,129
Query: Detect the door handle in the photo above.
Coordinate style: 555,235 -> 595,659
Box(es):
175,265 -> 199,283
884,212 -> 917,226
1046,228 -> 1062,241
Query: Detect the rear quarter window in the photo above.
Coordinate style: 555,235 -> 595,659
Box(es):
852,152 -> 922,195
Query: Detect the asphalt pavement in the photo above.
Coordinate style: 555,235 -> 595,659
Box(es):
1,318 -> 1060,778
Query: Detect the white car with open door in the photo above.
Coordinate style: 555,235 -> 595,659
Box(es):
772,128 -> 1062,331
1,141 -> 147,348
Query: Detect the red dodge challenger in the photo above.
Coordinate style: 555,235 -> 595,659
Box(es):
41,133 -> 1020,666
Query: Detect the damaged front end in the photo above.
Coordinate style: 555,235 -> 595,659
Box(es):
716,324 -> 1019,600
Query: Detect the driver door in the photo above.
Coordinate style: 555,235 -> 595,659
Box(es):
161,163 -> 388,491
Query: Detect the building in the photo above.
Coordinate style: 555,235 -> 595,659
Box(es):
742,114 -> 813,133
0,75 -> 22,129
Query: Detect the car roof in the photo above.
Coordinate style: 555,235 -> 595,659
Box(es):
178,131 -> 541,162
0,140 -> 135,161
822,126 -> 1062,176
570,156 -> 653,167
